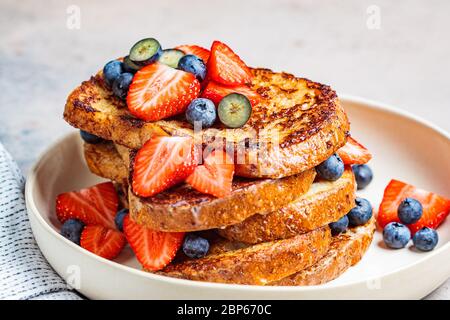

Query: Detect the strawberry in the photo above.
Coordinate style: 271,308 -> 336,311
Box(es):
127,63 -> 201,121
378,179 -> 450,234
80,225 -> 126,260
337,136 -> 372,165
186,150 -> 234,198
201,81 -> 260,106
123,215 -> 184,271
132,136 -> 198,197
175,44 -> 210,64
207,41 -> 252,86
56,182 -> 118,230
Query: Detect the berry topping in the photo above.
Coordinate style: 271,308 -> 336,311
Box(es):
347,198 -> 373,226
217,93 -> 252,128
182,234 -> 210,259
103,60 -> 123,88
352,164 -> 373,190
398,198 -> 423,225
158,49 -> 185,68
329,215 -> 349,236
378,179 -> 450,234
123,215 -> 184,271
60,219 -> 85,245
80,130 -> 104,144
112,72 -> 133,100
123,55 -> 141,74
186,150 -> 234,198
185,98 -> 217,128
383,222 -> 411,249
56,182 -> 119,230
129,38 -> 162,66
80,225 -> 126,260
316,154 -> 345,181
337,137 -> 372,165
207,41 -> 252,86
413,227 -> 439,251
127,63 -> 201,121
178,54 -> 207,81
114,208 -> 129,232
132,136 -> 198,197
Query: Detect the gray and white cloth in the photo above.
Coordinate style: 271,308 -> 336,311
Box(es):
0,142 -> 81,300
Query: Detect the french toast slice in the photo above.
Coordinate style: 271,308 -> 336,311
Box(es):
159,227 -> 331,285
218,168 -> 356,244
66,68 -> 349,178
84,141 -> 316,232
270,217 -> 376,286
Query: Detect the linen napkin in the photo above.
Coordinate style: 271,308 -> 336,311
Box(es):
0,142 -> 81,300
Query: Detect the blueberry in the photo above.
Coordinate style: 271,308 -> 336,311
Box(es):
129,38 -> 162,66
115,208 -> 129,232
103,60 -> 123,88
397,198 -> 423,225
316,154 -> 345,181
383,222 -> 411,249
123,55 -> 141,74
158,49 -> 185,68
352,164 -> 373,190
60,219 -> 85,245
80,130 -> 104,144
112,73 -> 134,100
217,93 -> 252,128
178,54 -> 207,81
182,234 -> 210,259
413,227 -> 438,251
347,197 -> 373,226
185,98 -> 217,128
329,215 -> 349,236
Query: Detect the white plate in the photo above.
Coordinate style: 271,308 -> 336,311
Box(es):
25,96 -> 450,299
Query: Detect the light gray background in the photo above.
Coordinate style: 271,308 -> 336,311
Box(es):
0,0 -> 448,299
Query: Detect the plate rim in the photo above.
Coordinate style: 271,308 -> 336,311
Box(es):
25,95 -> 450,293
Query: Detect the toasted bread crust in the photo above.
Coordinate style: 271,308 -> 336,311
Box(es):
65,68 -> 349,178
218,168 -> 356,243
270,217 -> 375,286
159,227 -> 331,285
83,142 -> 128,184
128,168 -> 315,232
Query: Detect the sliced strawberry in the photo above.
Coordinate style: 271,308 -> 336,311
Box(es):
186,150 -> 234,198
378,179 -> 450,234
337,136 -> 372,165
175,44 -> 210,64
56,182 -> 118,229
80,225 -> 126,260
132,136 -> 198,197
201,81 -> 260,106
127,63 -> 201,121
123,215 -> 184,271
207,41 -> 252,86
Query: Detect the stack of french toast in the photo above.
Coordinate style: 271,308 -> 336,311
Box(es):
61,39 -> 376,286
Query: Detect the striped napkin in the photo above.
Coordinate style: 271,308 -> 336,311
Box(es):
0,142 -> 81,300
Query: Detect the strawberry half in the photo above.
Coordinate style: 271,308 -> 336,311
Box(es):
175,44 -> 210,64
56,182 -> 118,230
337,136 -> 372,165
207,41 -> 252,86
127,63 -> 201,121
80,225 -> 126,260
201,81 -> 260,107
123,215 -> 184,271
132,136 -> 198,197
378,179 -> 450,234
186,150 -> 234,198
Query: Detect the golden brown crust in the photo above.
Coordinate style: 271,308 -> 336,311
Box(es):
128,169 -> 316,232
270,217 -> 376,286
218,168 -> 356,244
159,227 -> 331,285
83,142 -> 128,185
65,68 -> 349,178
